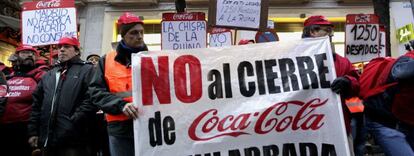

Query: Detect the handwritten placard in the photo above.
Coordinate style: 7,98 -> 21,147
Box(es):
208,0 -> 269,30
209,28 -> 232,47
161,12 -> 207,50
345,14 -> 380,63
22,0 -> 77,46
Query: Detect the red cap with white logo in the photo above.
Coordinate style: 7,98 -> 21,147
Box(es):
117,12 -> 144,28
15,45 -> 38,55
304,15 -> 333,27
58,37 -> 80,48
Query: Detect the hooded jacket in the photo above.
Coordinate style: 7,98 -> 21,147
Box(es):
28,56 -> 97,147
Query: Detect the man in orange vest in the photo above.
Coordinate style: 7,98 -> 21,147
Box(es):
89,12 -> 148,156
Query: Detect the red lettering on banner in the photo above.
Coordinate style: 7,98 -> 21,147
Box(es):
173,55 -> 202,103
188,98 -> 327,141
36,0 -> 61,9
141,56 -> 171,105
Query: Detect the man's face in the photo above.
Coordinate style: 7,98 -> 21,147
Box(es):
58,44 -> 79,62
87,56 -> 100,65
311,25 -> 334,38
17,50 -> 36,66
123,24 -> 144,48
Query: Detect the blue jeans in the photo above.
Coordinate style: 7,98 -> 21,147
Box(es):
366,118 -> 414,156
351,115 -> 367,156
108,135 -> 135,156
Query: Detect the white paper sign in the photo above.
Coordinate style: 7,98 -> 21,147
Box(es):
345,14 -> 380,63
22,8 -> 77,46
161,21 -> 207,50
209,31 -> 232,47
132,37 -> 350,156
216,0 -> 262,29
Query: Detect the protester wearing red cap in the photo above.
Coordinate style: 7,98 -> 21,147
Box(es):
0,44 -> 47,156
302,15 -> 360,156
89,12 -> 148,156
28,36 -> 97,156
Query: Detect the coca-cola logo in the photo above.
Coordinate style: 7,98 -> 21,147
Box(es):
188,98 -> 327,141
211,28 -> 228,34
173,13 -> 194,20
36,0 -> 61,9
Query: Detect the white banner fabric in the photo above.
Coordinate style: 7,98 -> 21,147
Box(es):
132,37 -> 350,156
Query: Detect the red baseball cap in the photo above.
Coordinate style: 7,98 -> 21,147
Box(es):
117,12 -> 144,27
58,37 -> 80,48
238,39 -> 255,45
304,15 -> 333,27
15,45 -> 38,55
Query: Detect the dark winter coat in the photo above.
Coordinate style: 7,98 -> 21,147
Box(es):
28,57 -> 97,147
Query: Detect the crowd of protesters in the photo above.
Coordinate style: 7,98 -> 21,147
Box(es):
0,12 -> 412,156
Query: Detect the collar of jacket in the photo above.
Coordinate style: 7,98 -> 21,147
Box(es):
54,56 -> 87,70
115,40 -> 148,66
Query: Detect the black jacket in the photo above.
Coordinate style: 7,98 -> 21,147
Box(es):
89,42 -> 147,137
28,57 -> 97,147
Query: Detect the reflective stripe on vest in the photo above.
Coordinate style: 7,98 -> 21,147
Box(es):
345,97 -> 364,113
104,51 -> 132,122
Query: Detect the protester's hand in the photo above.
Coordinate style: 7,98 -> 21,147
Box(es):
122,103 -> 139,119
28,136 -> 38,148
331,77 -> 351,94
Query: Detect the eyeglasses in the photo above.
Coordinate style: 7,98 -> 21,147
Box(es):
320,27 -> 334,37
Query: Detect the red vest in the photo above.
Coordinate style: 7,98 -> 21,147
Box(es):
104,51 -> 132,122
1,76 -> 37,123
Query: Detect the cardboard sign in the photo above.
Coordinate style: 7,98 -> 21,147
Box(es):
345,14 -> 381,63
132,37 -> 350,156
390,2 -> 414,56
22,0 -> 77,46
397,23 -> 414,44
161,12 -> 207,50
208,0 -> 269,30
209,27 -> 232,47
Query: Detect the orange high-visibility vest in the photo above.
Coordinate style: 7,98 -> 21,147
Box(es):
104,51 -> 132,122
345,97 -> 364,113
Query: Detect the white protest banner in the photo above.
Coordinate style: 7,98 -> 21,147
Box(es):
161,12 -> 207,50
345,14 -> 380,63
208,0 -> 269,30
209,28 -> 232,47
132,37 -> 350,156
22,0 -> 77,46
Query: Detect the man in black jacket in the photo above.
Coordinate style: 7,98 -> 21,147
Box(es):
28,37 -> 96,156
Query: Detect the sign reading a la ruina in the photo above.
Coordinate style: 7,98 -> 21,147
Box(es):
132,37 -> 351,156
21,0 -> 77,46
345,14 -> 381,63
208,0 -> 269,31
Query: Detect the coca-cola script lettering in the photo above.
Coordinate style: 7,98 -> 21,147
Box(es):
188,98 -> 327,141
173,14 -> 194,20
36,0 -> 61,9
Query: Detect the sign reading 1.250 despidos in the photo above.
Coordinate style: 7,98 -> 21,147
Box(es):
345,14 -> 380,63
22,0 -> 77,46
